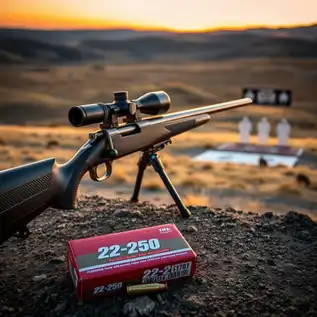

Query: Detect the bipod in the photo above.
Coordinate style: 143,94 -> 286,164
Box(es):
130,140 -> 191,218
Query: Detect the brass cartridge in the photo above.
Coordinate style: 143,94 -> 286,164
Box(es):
127,283 -> 168,295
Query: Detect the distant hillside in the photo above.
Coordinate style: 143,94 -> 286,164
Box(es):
81,34 -> 317,61
0,29 -> 171,45
0,38 -> 99,64
0,24 -> 317,64
207,24 -> 317,41
0,24 -> 316,44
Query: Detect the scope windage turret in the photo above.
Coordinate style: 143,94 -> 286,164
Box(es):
68,91 -> 171,127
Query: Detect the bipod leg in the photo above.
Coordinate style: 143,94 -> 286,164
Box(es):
149,153 -> 191,218
130,152 -> 150,202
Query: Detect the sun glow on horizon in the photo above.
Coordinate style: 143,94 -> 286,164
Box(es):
1,0 -> 317,31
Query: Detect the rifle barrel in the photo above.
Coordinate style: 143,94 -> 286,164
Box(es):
116,98 -> 252,132
161,97 -> 252,120
139,97 -> 251,123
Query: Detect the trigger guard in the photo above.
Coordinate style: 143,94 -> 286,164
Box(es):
89,162 -> 112,182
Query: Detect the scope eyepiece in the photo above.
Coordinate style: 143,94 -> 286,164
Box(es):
68,103 -> 110,127
68,91 -> 171,127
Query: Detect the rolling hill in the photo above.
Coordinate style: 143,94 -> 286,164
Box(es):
81,34 -> 317,61
0,24 -> 317,43
0,24 -> 317,64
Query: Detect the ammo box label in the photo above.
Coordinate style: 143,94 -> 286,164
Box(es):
76,237 -> 190,273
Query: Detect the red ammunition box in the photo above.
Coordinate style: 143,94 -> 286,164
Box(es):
67,223 -> 196,301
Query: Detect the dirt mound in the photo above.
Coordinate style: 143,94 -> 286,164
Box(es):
0,196 -> 317,317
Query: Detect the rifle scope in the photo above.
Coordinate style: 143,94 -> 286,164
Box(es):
68,91 -> 170,127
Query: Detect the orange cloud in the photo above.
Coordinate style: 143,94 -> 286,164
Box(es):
1,0 -> 317,31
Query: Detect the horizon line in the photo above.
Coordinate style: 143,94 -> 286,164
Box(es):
1,22 -> 316,33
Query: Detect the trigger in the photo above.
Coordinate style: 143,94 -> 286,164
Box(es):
89,162 -> 112,182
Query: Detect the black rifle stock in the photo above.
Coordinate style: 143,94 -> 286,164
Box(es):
0,91 -> 252,244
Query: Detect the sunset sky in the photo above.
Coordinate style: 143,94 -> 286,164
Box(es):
2,0 -> 317,31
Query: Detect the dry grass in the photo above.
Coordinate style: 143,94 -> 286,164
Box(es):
277,182 -> 303,196
182,193 -> 211,206
180,175 -> 211,188
109,171 -> 131,185
143,179 -> 164,191
1,126 -> 317,194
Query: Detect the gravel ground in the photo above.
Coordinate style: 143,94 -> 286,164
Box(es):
1,195 -> 317,317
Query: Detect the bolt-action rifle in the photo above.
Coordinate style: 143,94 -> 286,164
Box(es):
0,91 -> 252,244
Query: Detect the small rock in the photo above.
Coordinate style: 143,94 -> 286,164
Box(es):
297,230 -> 311,241
262,224 -> 274,233
131,210 -> 144,218
123,296 -> 155,316
73,212 -> 85,219
284,211 -> 312,226
226,277 -> 235,284
2,306 -> 15,313
267,259 -> 276,266
284,263 -> 297,270
241,253 -> 249,260
113,209 -> 129,217
57,223 -> 66,229
245,292 -> 254,298
185,225 -> 198,233
158,311 -> 170,316
195,276 -> 208,285
263,212 -> 273,219
245,263 -> 255,270
185,294 -> 205,306
54,302 -> 66,313
225,237 -> 232,244
155,293 -> 165,305
44,250 -> 55,256
44,295 -> 50,304
50,255 -> 66,264
32,274 -> 47,282
241,222 -> 251,228
107,220 -> 116,228
198,249 -> 207,256
226,207 -> 236,213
